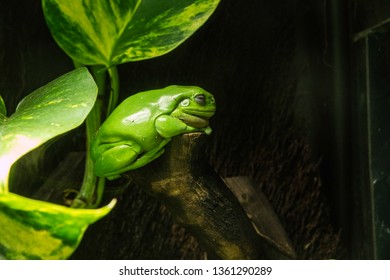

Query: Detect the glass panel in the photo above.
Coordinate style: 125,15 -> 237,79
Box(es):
367,29 -> 390,259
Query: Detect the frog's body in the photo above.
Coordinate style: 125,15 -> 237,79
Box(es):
91,85 -> 216,179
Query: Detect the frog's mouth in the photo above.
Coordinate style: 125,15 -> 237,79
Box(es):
180,109 -> 215,128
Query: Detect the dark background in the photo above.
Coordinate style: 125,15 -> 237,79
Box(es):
1,0 -> 389,259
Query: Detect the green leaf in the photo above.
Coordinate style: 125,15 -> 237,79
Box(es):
0,192 -> 116,259
0,68 -> 115,260
0,67 -> 97,191
42,0 -> 220,67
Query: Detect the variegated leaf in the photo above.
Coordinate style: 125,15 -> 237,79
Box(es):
42,0 -> 220,66
0,67 -> 97,190
0,193 -> 116,259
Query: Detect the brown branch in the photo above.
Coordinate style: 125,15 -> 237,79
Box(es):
126,133 -> 291,259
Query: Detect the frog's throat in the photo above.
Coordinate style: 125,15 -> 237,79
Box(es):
178,113 -> 210,128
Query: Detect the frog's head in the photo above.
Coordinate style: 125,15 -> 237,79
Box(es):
170,86 -> 216,128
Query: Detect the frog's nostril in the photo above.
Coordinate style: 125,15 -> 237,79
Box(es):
195,94 -> 206,105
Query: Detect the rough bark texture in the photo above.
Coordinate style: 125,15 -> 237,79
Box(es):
126,133 -> 296,259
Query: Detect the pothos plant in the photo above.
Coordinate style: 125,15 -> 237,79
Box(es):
0,0 -> 220,259
0,68 -> 116,259
42,0 -> 221,208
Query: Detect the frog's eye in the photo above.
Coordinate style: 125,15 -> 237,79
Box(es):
194,94 -> 205,105
180,99 -> 190,107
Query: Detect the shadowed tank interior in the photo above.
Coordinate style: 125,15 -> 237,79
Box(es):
1,0 -> 389,259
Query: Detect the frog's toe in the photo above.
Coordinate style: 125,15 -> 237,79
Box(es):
106,174 -> 121,180
204,126 -> 212,135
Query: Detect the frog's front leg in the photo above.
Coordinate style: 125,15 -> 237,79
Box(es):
93,140 -> 143,179
155,115 -> 211,138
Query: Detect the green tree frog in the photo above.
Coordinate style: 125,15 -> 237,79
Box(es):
91,85 -> 216,179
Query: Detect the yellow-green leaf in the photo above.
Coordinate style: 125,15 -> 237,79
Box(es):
0,193 -> 116,259
0,68 -> 97,192
42,0 -> 220,67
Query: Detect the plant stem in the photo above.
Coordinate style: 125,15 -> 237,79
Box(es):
71,64 -> 119,208
106,66 -> 120,117
71,64 -> 106,208
0,169 -> 9,194
1,155 -> 14,194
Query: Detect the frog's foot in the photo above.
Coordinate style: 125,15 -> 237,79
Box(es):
94,142 -> 142,178
127,146 -> 165,170
115,139 -> 170,173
